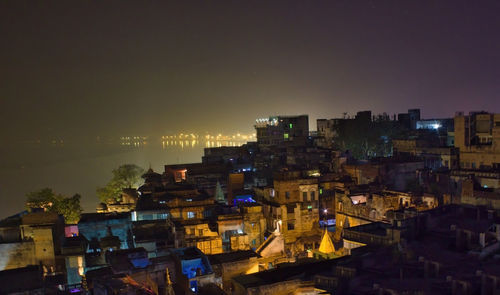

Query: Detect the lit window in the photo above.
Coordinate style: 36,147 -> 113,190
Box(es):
284,133 -> 289,139
187,212 -> 195,219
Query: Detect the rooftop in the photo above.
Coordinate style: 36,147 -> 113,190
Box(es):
79,212 -> 130,223
208,250 -> 259,265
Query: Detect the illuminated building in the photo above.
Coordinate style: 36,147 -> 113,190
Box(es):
260,170 -> 321,252
170,247 -> 220,293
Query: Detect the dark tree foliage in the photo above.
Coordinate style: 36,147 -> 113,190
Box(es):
26,188 -> 83,224
97,164 -> 144,203
333,114 -> 406,160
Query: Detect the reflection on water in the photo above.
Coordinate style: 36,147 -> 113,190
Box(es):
161,140 -> 244,149
0,140 -> 247,217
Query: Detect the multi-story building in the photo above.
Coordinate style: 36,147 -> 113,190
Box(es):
260,170 -> 320,251
0,212 -> 64,272
398,108 -> 421,129
176,221 -> 223,255
343,157 -> 424,191
335,187 -> 439,240
255,115 -> 309,146
393,138 -> 459,170
316,118 -> 337,148
454,111 -> 500,169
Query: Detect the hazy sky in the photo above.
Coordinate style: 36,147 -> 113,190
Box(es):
1,0 -> 500,139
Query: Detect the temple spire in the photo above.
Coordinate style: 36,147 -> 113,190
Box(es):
318,228 -> 335,254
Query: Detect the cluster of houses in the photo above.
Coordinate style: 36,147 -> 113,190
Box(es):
1,110 -> 500,294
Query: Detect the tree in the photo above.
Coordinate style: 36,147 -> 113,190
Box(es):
26,188 -> 56,210
52,194 -> 83,224
97,164 -> 144,203
333,116 -> 406,160
26,188 -> 83,224
112,164 -> 144,188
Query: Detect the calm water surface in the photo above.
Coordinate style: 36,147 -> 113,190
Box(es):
0,140 -> 242,217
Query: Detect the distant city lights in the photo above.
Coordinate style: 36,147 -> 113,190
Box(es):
119,132 -> 256,148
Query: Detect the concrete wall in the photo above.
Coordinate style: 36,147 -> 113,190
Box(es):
32,227 -> 56,270
0,241 -> 36,271
78,217 -> 133,250
214,257 -> 259,292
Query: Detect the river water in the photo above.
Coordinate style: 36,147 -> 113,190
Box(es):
0,140 -> 244,217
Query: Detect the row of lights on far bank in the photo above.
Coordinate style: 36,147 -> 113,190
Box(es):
161,140 -> 245,148
161,133 -> 256,140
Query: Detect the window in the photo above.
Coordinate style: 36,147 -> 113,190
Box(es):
287,222 -> 295,230
302,192 -> 307,200
285,191 -> 290,199
310,191 -> 315,201
252,239 -> 256,246
187,212 -> 195,219
287,204 -> 295,214
289,123 -> 293,128
198,229 -> 204,236
284,133 -> 289,139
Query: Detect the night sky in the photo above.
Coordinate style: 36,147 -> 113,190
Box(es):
1,0 -> 500,140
